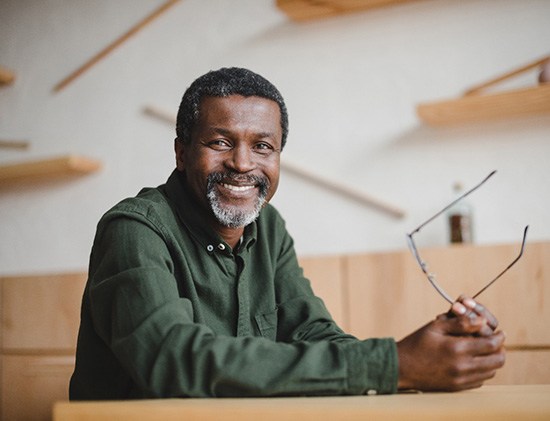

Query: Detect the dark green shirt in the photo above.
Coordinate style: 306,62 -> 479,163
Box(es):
70,170 -> 398,399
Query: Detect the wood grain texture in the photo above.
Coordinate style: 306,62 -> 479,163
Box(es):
300,255 -> 348,330
2,355 -> 75,421
277,0 -> 419,21
464,55 -> 550,96
1,273 -> 87,351
417,84 -> 550,126
487,349 -> 550,385
0,155 -> 101,187
53,385 -> 550,421
345,241 -> 550,346
0,65 -> 15,85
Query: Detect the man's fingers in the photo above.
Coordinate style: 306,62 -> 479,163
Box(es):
452,331 -> 506,359
443,309 -> 493,336
452,345 -> 506,390
461,297 -> 499,330
473,331 -> 506,355
448,296 -> 499,334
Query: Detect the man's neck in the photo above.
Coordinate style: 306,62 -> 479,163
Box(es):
213,224 -> 245,250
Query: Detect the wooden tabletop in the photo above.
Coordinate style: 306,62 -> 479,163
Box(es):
54,385 -> 550,421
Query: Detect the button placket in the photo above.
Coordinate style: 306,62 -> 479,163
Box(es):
235,254 -> 251,337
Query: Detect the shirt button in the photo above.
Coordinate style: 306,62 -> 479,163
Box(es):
217,243 -> 226,251
367,389 -> 377,396
206,245 -> 214,252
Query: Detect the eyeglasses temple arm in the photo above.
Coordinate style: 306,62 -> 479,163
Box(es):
473,225 -> 529,299
426,273 -> 454,304
410,170 -> 497,236
407,234 -> 454,304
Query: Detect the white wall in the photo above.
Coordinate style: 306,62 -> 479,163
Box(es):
1,0 -> 549,276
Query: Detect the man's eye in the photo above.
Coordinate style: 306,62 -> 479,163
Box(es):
208,139 -> 231,149
255,142 -> 273,153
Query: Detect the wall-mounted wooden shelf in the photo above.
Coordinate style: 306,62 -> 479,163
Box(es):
0,155 -> 102,187
276,0 -> 419,21
416,56 -> 550,126
0,140 -> 29,150
0,66 -> 15,86
417,83 -> 550,126
417,55 -> 550,126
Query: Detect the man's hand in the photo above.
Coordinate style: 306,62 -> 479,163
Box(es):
396,296 -> 505,392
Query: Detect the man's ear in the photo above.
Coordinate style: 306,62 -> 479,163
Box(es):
174,138 -> 186,172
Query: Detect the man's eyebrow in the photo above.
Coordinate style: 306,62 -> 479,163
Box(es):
210,127 -> 232,136
210,127 -> 278,139
255,131 -> 278,140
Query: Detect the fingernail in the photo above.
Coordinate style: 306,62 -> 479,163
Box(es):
463,297 -> 476,309
453,302 -> 467,315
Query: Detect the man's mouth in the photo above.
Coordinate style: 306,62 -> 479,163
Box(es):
220,182 -> 256,193
207,171 -> 269,200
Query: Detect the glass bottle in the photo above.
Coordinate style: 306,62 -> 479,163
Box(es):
447,182 -> 473,244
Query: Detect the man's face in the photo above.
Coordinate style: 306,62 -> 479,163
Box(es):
175,95 -> 282,229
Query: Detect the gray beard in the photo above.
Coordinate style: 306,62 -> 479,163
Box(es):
206,172 -> 269,228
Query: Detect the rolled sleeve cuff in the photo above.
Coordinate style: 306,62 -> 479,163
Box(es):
345,338 -> 398,395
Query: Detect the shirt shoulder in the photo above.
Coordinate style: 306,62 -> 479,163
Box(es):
98,185 -> 176,234
257,203 -> 287,233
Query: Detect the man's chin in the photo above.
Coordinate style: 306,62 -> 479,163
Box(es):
210,204 -> 261,228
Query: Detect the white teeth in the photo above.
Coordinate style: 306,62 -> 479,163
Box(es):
221,183 -> 254,192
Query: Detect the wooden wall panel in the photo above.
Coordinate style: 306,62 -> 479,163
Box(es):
345,248 -> 445,341
1,273 -> 86,420
299,255 -> 348,331
1,273 -> 87,351
1,355 -> 75,421
345,242 -> 550,346
487,350 -> 550,385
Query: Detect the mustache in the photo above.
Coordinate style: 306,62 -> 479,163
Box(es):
207,171 -> 270,195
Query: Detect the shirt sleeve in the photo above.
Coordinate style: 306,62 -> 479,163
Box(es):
85,208 -> 398,398
269,217 -> 399,394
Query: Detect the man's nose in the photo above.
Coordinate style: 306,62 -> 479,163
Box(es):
228,144 -> 255,173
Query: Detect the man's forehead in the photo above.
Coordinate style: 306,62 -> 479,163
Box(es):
197,95 -> 282,127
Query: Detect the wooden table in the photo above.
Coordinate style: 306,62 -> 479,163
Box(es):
54,385 -> 550,421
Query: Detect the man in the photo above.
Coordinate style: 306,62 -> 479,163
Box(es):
70,67 -> 505,400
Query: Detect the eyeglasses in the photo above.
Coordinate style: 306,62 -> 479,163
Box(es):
406,170 -> 529,304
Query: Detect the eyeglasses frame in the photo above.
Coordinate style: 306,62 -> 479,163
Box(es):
406,170 -> 529,304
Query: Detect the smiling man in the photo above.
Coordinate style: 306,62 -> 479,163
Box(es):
70,68 -> 505,400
